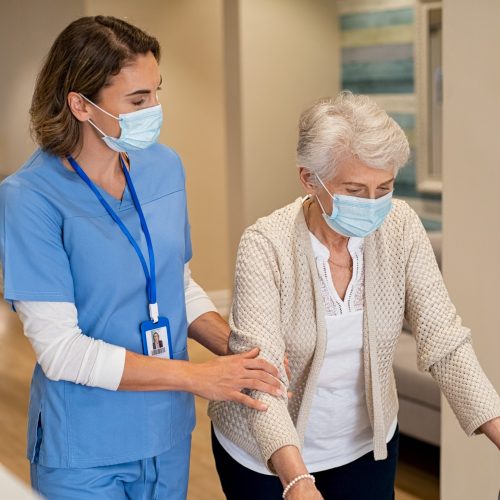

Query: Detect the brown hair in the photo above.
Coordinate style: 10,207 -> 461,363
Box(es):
30,16 -> 160,157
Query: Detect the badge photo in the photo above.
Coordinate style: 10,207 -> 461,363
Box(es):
140,317 -> 173,359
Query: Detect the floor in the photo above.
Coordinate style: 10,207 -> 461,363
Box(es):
0,299 -> 439,499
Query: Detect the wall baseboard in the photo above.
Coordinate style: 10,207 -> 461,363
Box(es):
206,289 -> 231,318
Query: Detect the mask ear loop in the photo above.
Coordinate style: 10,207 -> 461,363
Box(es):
78,93 -> 120,140
315,194 -> 328,216
86,118 -> 109,138
79,93 -> 120,120
315,174 -> 339,219
315,173 -> 334,197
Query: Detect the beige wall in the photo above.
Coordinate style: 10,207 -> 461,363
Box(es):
160,0 -> 230,292
85,0 -> 231,293
84,0 -> 341,291
441,1 -> 500,498
0,1 -> 340,294
0,0 -> 85,175
1,0 -> 231,292
228,0 -> 340,257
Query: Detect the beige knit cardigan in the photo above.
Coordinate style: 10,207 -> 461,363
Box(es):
208,198 -> 500,469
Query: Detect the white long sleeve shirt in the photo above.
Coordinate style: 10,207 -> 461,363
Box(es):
15,264 -> 217,391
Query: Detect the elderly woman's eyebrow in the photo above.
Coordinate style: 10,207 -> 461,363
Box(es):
341,178 -> 395,188
379,178 -> 395,185
342,182 -> 366,186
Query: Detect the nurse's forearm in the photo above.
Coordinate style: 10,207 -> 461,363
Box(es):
188,311 -> 231,356
118,350 -> 195,392
118,348 -> 282,412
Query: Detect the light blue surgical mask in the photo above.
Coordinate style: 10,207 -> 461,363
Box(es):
80,94 -> 163,153
315,174 -> 393,238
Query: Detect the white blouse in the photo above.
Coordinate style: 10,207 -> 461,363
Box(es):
302,232 -> 397,472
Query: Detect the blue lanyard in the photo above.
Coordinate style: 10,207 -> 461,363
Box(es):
67,154 -> 159,322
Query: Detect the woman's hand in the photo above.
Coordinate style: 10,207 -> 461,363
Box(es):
188,348 -> 282,410
286,480 -> 323,500
479,416 -> 500,449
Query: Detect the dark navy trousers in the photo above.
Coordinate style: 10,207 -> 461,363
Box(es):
212,425 -> 399,500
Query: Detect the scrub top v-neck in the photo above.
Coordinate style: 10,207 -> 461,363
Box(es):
0,143 -> 195,468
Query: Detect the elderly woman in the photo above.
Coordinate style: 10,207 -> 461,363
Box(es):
208,92 -> 500,500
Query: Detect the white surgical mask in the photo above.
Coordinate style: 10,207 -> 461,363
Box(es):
80,94 -> 163,152
315,174 -> 393,238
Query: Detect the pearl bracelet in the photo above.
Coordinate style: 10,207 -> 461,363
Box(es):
282,473 -> 316,498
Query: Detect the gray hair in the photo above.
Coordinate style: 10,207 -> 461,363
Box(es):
296,91 -> 410,184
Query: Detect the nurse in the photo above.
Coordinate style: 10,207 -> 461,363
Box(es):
0,16 -> 281,499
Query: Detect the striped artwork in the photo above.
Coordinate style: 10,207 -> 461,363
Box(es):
339,0 -> 442,230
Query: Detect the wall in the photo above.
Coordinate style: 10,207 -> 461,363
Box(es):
0,0 -> 231,293
88,0 -> 341,292
85,0 -> 231,294
441,0 -> 500,498
0,0 -> 231,294
233,0 -> 340,236
338,0 -> 442,230
160,0 -> 230,293
0,0 -> 85,175
0,0 -> 340,297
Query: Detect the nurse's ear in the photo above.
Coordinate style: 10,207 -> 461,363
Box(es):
67,92 -> 92,123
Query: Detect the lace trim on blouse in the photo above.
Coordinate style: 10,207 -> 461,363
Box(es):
309,232 -> 365,316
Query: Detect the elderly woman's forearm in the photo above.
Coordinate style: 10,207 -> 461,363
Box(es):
479,417 -> 500,449
430,341 -> 500,435
271,445 -> 309,486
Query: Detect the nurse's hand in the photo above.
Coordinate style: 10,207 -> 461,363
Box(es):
189,347 -> 282,410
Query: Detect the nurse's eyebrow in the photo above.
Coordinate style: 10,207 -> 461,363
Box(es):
125,76 -> 163,97
125,89 -> 151,96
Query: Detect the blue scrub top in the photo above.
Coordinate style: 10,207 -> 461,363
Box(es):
0,144 -> 195,468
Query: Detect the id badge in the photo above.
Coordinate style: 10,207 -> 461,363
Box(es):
140,316 -> 173,359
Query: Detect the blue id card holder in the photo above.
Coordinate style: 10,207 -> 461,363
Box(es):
140,317 -> 174,359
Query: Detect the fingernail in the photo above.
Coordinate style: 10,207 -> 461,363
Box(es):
260,404 -> 268,411
276,389 -> 283,396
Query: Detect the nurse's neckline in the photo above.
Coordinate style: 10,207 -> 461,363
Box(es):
58,152 -> 131,173
57,152 -> 133,203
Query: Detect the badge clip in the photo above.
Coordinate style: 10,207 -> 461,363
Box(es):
149,302 -> 159,323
